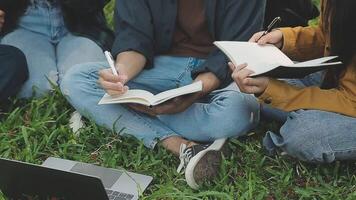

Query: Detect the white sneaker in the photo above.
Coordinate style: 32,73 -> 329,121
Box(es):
177,138 -> 227,190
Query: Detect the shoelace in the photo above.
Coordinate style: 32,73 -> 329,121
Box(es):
177,144 -> 193,174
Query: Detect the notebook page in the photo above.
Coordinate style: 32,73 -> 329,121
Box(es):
292,56 -> 339,67
214,41 -> 294,75
98,90 -> 155,105
152,81 -> 203,106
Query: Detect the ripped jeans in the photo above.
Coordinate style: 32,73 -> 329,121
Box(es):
0,0 -> 105,98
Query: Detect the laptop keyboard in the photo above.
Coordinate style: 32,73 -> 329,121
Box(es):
106,189 -> 134,200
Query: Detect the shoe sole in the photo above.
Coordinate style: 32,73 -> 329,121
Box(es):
185,138 -> 227,189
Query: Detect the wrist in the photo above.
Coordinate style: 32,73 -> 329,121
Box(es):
257,78 -> 270,96
195,72 -> 221,96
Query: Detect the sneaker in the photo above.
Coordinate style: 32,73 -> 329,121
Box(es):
177,138 -> 227,190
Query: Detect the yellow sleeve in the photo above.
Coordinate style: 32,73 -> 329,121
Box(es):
258,67 -> 356,117
280,19 -> 326,61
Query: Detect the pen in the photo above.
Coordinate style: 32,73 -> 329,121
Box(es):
257,17 -> 282,42
104,51 -> 119,76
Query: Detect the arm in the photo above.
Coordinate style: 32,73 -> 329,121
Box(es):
98,51 -> 146,97
259,65 -> 356,117
115,51 -> 146,81
192,0 -> 266,88
0,9 -> 4,31
111,0 -> 154,66
230,61 -> 356,117
280,25 -> 326,61
99,0 -> 153,96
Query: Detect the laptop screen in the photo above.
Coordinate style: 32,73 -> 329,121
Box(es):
70,163 -> 122,188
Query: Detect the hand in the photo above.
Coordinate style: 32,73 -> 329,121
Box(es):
129,93 -> 200,116
0,9 -> 5,31
249,29 -> 284,49
98,68 -> 129,96
229,62 -> 269,95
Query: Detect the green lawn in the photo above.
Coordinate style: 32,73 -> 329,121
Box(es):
2,0 -> 356,199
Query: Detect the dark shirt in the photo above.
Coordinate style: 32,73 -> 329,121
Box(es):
112,0 -> 266,87
168,0 -> 214,59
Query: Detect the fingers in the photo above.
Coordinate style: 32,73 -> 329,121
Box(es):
249,31 -> 264,43
129,97 -> 186,116
99,68 -> 129,95
257,33 -> 275,45
129,104 -> 157,116
231,65 -> 270,94
99,77 -> 124,91
0,10 -> 5,29
99,69 -> 127,83
228,62 -> 235,71
257,30 -> 284,48
243,77 -> 263,87
229,62 -> 248,72
153,102 -> 176,115
232,68 -> 254,82
249,30 -> 283,48
99,78 -> 129,95
98,69 -> 128,94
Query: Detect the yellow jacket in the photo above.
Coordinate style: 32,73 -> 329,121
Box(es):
259,0 -> 356,117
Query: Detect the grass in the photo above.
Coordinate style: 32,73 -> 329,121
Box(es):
3,0 -> 356,199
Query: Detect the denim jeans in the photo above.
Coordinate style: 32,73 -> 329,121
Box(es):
0,0 -> 105,98
262,72 -> 356,163
61,56 -> 260,148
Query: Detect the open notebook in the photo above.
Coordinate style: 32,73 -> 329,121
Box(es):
215,41 -> 343,79
99,81 -> 203,106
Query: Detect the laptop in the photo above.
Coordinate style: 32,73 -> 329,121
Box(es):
0,157 -> 153,200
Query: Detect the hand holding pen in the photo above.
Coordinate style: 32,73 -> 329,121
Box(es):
249,17 -> 284,48
99,51 -> 129,96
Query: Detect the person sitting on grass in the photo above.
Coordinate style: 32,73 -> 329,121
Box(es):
0,9 -> 28,108
230,0 -> 356,163
0,45 -> 28,109
0,0 -> 114,98
61,0 -> 265,189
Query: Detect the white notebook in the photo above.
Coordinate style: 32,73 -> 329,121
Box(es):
215,41 -> 343,79
98,81 -> 203,106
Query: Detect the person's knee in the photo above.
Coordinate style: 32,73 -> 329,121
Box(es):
60,62 -> 104,98
61,63 -> 87,95
201,91 -> 260,140
279,111 -> 336,163
3,45 -> 29,82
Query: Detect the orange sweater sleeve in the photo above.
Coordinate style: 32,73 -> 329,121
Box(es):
259,66 -> 356,117
280,25 -> 326,61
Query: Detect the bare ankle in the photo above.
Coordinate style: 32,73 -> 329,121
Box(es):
161,136 -> 196,156
186,141 -> 198,148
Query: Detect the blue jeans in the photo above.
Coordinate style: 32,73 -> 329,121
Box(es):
262,72 -> 356,163
61,56 -> 260,148
0,1 -> 105,98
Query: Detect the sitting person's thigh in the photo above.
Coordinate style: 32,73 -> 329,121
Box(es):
264,110 -> 356,163
128,56 -> 195,94
1,29 -> 57,98
56,34 -> 106,83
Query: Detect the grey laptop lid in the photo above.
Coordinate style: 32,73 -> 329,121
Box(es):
42,157 -> 153,199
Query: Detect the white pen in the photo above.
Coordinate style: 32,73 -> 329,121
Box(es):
104,51 -> 119,76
